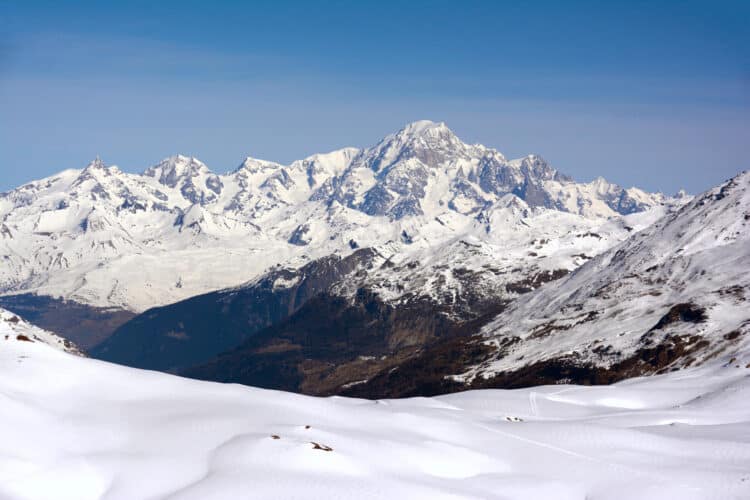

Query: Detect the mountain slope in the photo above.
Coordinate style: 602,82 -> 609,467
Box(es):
0,294 -> 135,350
461,171 -> 750,382
0,307 -> 82,355
339,171 -> 750,397
91,249 -> 380,371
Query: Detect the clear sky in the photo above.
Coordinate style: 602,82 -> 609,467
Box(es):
1,0 -> 748,193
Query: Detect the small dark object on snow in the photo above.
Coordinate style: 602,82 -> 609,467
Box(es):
310,441 -> 333,451
16,335 -> 33,342
270,435 -> 280,440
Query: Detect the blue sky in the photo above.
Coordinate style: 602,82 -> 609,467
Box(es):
1,0 -> 748,193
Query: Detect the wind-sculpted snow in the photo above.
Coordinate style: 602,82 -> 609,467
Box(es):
1,330 -> 749,499
0,121 -> 674,312
462,171 -> 750,382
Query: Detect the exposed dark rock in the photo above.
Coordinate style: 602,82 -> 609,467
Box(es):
389,195 -> 423,218
359,184 -> 394,216
649,303 -> 707,332
504,269 -> 569,294
119,197 -> 147,213
288,224 -> 311,246
724,330 -> 742,341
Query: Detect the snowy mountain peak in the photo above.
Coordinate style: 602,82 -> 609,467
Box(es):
79,157 -> 120,175
399,119 -> 452,137
390,119 -> 460,145
288,148 -> 359,188
508,154 -> 564,182
72,158 -> 123,188
144,155 -> 212,183
236,156 -> 284,174
296,147 -> 360,169
144,155 -> 222,204
85,156 -> 106,170
589,175 -> 616,191
359,120 -> 467,173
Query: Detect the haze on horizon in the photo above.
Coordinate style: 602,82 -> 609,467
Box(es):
1,0 -> 748,194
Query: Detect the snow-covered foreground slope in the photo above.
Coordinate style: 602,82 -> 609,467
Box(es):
2,332 -> 749,499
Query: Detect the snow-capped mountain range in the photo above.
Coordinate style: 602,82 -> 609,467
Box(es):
0,120 -> 747,404
1,166 -> 748,498
0,120 -> 676,312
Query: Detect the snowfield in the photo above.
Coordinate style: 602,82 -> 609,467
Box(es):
1,333 -> 749,499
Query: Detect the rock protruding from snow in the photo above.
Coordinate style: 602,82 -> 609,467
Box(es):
0,308 -> 82,355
